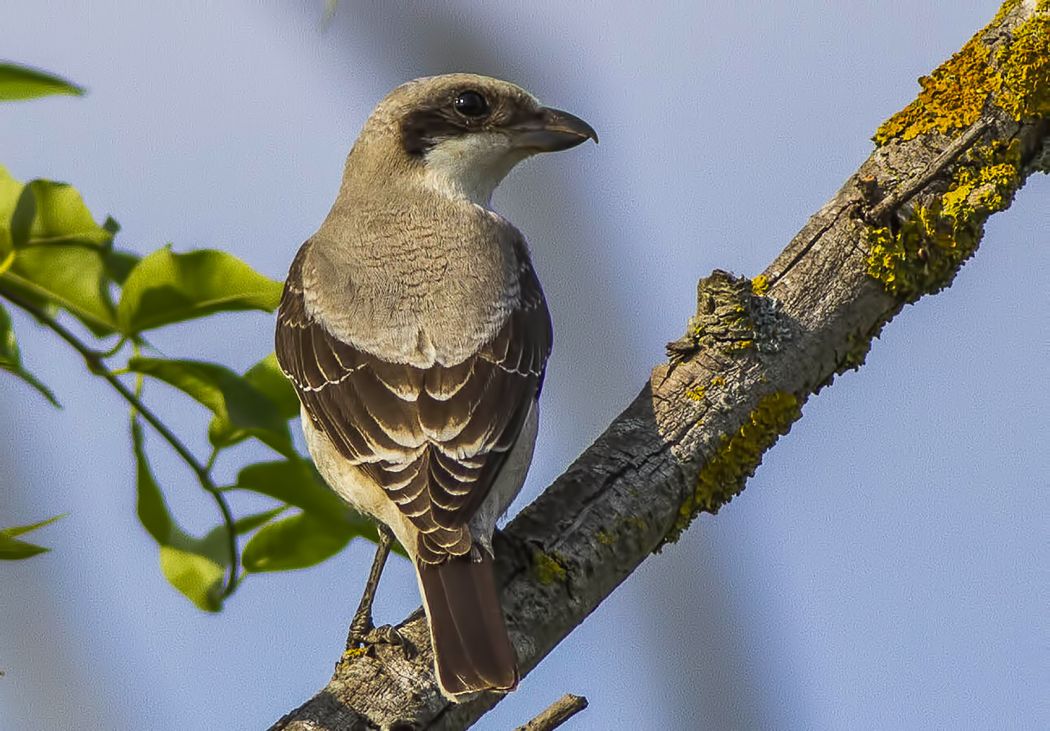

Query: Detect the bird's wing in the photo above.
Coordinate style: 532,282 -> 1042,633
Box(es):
275,238 -> 552,564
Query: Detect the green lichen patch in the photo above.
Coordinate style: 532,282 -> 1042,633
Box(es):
532,550 -> 568,585
866,141 -> 1022,301
663,392 -> 802,545
839,325 -> 878,373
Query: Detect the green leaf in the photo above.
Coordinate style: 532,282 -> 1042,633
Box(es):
0,301 -> 60,405
0,533 -> 48,559
0,168 -> 119,334
0,243 -> 119,335
159,543 -> 226,612
0,513 -> 66,560
0,166 -> 27,255
1,166 -> 25,256
207,353 -> 299,452
232,459 -> 351,523
132,418 -> 173,543
0,513 -> 66,538
10,185 -> 34,247
14,179 -> 116,248
131,416 -> 228,611
0,63 -> 84,101
243,353 -> 300,420
242,511 -> 356,573
233,505 -> 287,535
116,247 -> 282,334
128,356 -> 295,457
103,248 -> 140,285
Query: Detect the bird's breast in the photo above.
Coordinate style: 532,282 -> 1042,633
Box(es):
304,208 -> 522,368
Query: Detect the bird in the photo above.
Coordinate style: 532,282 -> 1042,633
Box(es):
274,73 -> 596,700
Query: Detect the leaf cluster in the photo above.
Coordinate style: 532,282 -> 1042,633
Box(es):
0,63 -> 377,610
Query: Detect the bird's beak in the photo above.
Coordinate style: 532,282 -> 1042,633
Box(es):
509,107 -> 599,152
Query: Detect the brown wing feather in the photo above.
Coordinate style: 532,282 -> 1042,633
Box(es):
275,239 -> 552,564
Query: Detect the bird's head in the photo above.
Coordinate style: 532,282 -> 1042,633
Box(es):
351,73 -> 597,206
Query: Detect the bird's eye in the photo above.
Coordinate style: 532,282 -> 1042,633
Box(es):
453,90 -> 489,118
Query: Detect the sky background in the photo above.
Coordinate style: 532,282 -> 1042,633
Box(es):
2,1 -> 1048,729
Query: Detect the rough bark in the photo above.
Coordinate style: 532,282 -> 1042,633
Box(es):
271,2 -> 1050,729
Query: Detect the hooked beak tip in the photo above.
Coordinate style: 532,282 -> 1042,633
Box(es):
511,106 -> 598,152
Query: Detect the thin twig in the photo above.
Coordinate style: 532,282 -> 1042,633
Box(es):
0,288 -> 240,596
515,694 -> 588,731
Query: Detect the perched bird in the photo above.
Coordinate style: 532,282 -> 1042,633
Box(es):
275,73 -> 596,700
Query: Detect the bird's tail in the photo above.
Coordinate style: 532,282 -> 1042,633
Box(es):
416,553 -> 518,700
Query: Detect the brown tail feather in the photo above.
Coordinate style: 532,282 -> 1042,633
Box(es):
417,554 -> 518,700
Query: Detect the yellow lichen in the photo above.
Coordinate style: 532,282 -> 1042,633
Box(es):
995,15 -> 1050,120
340,647 -> 368,662
874,35 -> 998,145
532,550 -> 567,585
596,530 -> 614,546
992,0 -> 1023,26
866,141 -> 1021,300
874,4 -> 1050,145
663,392 -> 802,545
750,274 -> 770,296
686,373 -> 734,402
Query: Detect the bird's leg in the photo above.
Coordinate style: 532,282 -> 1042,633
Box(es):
344,525 -> 414,658
346,524 -> 393,646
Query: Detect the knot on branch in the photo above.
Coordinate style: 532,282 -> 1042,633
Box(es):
666,269 -> 791,364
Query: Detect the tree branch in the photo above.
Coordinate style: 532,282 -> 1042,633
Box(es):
271,2 -> 1049,729
515,694 -> 588,731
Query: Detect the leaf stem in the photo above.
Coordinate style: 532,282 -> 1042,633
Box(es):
0,289 -> 240,597
99,335 -> 129,359
205,446 -> 220,472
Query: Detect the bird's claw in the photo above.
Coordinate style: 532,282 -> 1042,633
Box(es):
365,624 -> 416,658
344,621 -> 415,660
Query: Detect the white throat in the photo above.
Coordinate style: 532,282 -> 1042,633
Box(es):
421,133 -> 528,208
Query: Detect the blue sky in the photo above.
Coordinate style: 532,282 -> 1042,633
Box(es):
1,1 -> 1048,729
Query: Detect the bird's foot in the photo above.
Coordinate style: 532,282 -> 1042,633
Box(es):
344,619 -> 415,661
365,624 -> 416,658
